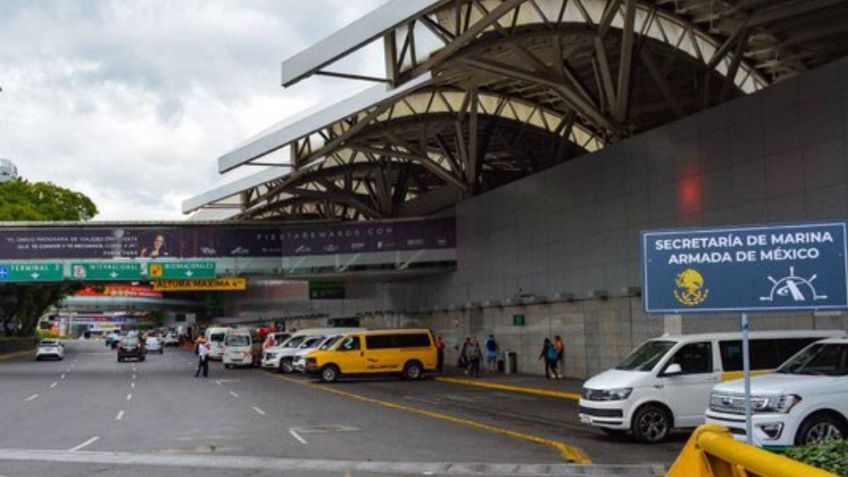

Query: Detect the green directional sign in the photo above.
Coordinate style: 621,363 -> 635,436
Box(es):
71,262 -> 142,281
148,261 -> 216,280
0,263 -> 64,282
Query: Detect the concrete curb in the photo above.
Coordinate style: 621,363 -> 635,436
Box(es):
0,349 -> 35,362
435,376 -> 582,401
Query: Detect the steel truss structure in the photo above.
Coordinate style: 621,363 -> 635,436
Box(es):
185,0 -> 848,221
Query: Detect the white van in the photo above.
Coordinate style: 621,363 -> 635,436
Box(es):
579,330 -> 843,443
204,327 -> 230,361
261,328 -> 363,372
222,328 -> 261,368
707,335 -> 848,448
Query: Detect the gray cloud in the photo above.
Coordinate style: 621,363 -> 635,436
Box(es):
0,0 -> 389,220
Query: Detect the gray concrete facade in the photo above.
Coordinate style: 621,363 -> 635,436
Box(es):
224,57 -> 848,378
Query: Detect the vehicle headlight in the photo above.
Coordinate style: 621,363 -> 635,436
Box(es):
583,387 -> 633,401
752,394 -> 801,414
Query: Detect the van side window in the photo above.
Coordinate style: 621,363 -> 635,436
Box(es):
668,342 -> 712,374
393,334 -> 431,348
366,335 -> 395,349
339,336 -> 360,351
721,338 -> 821,371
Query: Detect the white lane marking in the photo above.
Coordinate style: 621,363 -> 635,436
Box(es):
251,406 -> 266,416
60,374 -> 66,380
132,374 -> 136,380
24,394 -> 39,402
288,429 -> 308,445
50,382 -> 58,388
68,436 -> 99,452
131,382 -> 135,389
126,393 -> 132,401
229,390 -> 239,398
115,411 -> 124,421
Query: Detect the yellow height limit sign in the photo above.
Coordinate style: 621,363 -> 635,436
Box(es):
153,278 -> 247,292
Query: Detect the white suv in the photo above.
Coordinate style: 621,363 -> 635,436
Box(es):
706,337 -> 848,448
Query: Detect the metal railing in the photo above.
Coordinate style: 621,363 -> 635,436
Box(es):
667,424 -> 837,477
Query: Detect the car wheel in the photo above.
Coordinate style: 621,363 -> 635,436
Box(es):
631,404 -> 672,443
225,364 -> 232,369
403,361 -> 423,380
320,364 -> 339,383
118,357 -> 123,362
281,358 -> 294,374
795,413 -> 848,446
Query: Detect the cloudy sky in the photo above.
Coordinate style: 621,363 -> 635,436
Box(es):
0,0 -> 389,220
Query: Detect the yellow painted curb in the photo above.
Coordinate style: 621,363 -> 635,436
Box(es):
269,373 -> 592,464
435,376 -> 581,401
0,349 -> 34,362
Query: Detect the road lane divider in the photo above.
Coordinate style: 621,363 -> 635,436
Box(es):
434,377 -> 581,401
131,382 -> 135,389
50,382 -> 58,388
229,390 -> 239,398
116,411 -> 124,421
68,437 -> 99,452
252,406 -> 266,416
288,429 -> 308,445
268,374 -> 591,464
24,394 -> 39,402
126,393 -> 132,401
60,374 -> 66,380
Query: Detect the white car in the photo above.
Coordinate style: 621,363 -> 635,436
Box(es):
578,330 -> 842,442
145,337 -> 164,354
162,333 -> 180,346
706,337 -> 848,449
276,336 -> 325,374
36,340 -> 64,360
292,335 -> 343,373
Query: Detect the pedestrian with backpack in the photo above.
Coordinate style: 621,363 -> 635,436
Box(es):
539,338 -> 559,379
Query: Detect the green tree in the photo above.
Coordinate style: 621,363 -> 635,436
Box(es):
0,179 -> 98,336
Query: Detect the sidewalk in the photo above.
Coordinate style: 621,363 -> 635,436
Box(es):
434,366 -> 584,400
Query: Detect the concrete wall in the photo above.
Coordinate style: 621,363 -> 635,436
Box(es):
223,57 -> 848,378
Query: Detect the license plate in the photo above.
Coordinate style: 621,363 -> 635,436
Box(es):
579,415 -> 591,424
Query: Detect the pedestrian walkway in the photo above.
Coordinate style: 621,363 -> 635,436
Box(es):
435,367 -> 583,401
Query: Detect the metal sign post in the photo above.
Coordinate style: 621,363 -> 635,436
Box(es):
642,221 -> 848,445
741,313 -> 752,444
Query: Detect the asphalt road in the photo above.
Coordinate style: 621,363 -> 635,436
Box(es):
0,341 -> 675,476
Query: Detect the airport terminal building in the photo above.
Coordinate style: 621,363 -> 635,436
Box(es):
185,0 -> 848,378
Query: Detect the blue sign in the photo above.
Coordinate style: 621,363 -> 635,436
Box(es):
642,222 -> 848,313
0,266 -> 7,280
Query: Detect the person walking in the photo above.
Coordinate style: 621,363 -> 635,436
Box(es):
554,335 -> 565,378
195,338 -> 210,378
539,338 -> 558,379
465,337 -> 481,378
484,334 -> 499,372
457,337 -> 470,372
435,336 -> 446,373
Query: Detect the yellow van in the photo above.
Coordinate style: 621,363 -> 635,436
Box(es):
304,329 -> 437,383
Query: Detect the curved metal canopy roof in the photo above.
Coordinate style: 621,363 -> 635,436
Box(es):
185,0 -> 848,221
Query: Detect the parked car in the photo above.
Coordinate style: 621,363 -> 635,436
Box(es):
162,332 -> 180,347
36,339 -> 64,361
222,329 -> 261,368
261,328 -> 363,373
205,327 -> 230,360
117,336 -> 146,362
707,336 -> 848,448
577,330 -> 844,443
305,328 -> 437,383
293,335 -> 343,373
145,337 -> 164,354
